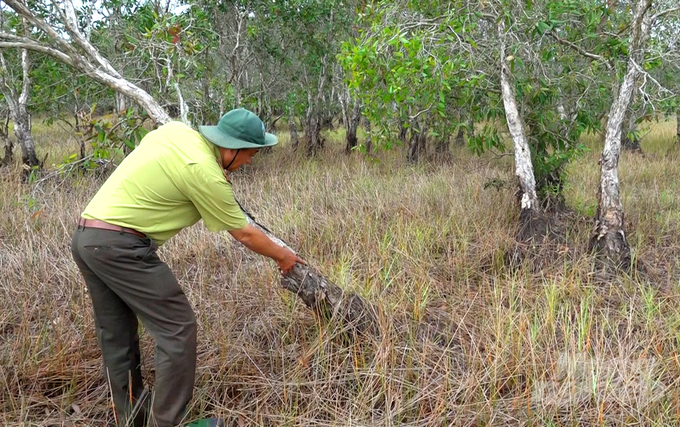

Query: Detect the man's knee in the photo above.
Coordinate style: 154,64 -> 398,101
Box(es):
160,314 -> 197,356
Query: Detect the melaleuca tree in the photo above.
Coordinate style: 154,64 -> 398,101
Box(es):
0,0 -> 171,124
0,1 -> 39,170
541,0 -> 680,268
340,0 -> 602,240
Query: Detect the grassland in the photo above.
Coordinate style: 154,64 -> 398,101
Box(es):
1,119 -> 680,426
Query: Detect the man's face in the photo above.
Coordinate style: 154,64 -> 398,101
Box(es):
221,148 -> 259,171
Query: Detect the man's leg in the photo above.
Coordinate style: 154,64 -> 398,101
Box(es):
71,228 -> 147,426
74,228 -> 197,427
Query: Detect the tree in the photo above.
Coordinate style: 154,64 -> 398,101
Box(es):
0,1 -> 39,169
0,0 -> 170,124
0,102 -> 11,166
498,15 -> 540,220
589,0 -> 678,269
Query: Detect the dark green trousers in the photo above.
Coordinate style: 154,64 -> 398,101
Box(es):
71,226 -> 197,427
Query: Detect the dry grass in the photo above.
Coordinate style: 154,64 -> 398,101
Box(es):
1,118 -> 680,426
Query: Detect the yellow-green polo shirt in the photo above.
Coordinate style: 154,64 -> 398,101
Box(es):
81,121 -> 247,245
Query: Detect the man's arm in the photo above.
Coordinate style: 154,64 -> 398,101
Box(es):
229,224 -> 305,275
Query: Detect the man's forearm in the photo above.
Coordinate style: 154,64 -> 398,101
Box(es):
229,224 -> 288,261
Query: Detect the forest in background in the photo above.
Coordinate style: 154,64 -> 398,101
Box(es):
2,0 -> 680,425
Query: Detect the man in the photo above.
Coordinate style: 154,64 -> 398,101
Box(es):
71,108 -> 304,427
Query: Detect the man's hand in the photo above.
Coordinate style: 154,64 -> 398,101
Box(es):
229,224 -> 305,275
276,248 -> 306,276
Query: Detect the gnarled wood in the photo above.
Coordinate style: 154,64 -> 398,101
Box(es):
280,264 -> 378,336
244,214 -> 378,337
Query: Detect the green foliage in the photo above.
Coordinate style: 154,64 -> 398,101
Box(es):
339,1 -> 486,150
57,107 -> 150,172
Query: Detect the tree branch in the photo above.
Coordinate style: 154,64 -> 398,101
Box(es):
53,0 -> 123,78
2,0 -> 80,58
0,35 -> 74,66
653,6 -> 680,21
548,30 -> 612,70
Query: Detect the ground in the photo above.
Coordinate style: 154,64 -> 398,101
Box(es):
1,119 -> 680,426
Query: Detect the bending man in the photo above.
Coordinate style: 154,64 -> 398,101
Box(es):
71,108 -> 304,427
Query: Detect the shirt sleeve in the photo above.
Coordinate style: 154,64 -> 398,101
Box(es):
184,163 -> 248,232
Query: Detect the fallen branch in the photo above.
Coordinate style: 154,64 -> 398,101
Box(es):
240,206 -> 379,337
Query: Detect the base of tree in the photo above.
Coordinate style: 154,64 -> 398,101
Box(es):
507,208 -> 566,270
280,264 -> 379,337
515,208 -> 559,244
588,227 -> 632,271
300,134 -> 325,156
622,135 -> 644,154
345,133 -> 358,154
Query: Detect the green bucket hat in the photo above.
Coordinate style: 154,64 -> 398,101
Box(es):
198,108 -> 278,149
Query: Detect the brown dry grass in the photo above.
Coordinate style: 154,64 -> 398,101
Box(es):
1,118 -> 680,426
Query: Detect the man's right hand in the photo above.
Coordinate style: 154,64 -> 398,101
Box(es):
229,224 -> 305,276
277,248 -> 305,276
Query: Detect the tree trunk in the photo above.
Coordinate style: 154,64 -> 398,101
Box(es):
289,115 -> 299,149
0,108 -> 12,167
621,107 -> 642,153
114,92 -> 127,113
498,20 -> 539,217
407,121 -> 427,163
304,110 -> 323,155
398,121 -> 408,143
364,119 -> 372,154
345,101 -> 361,154
676,112 -> 680,146
589,0 -> 653,270
14,104 -> 39,168
243,212 -> 378,336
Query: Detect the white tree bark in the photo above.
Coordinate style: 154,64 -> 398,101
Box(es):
14,48 -> 38,167
591,0 -> 654,268
0,105 -> 12,166
498,20 -> 539,214
114,92 -> 127,113
0,0 -> 171,125
0,36 -> 38,167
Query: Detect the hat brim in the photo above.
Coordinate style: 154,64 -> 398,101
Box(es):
198,125 -> 278,149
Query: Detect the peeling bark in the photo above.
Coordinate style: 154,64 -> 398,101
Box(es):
0,108 -> 12,166
303,112 -> 323,155
590,0 -> 653,270
244,215 -> 378,337
498,20 -> 539,217
0,37 -> 39,169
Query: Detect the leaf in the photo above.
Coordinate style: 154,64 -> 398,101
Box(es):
536,21 -> 551,34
